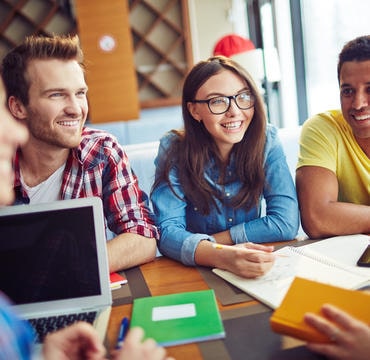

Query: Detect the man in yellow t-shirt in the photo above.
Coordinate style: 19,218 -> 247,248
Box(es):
296,35 -> 370,239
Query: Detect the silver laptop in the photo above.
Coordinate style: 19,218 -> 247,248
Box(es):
0,197 -> 112,344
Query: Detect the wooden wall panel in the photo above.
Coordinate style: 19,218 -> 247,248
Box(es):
74,0 -> 139,123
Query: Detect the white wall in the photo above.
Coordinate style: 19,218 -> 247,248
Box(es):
188,0 -> 248,62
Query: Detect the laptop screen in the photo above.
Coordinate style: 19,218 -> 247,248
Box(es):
0,205 -> 101,305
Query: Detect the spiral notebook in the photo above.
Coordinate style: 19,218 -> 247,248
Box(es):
213,234 -> 370,309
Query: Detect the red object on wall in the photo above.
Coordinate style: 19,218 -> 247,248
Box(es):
213,34 -> 256,58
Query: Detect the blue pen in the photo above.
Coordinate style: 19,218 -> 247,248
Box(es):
116,317 -> 130,349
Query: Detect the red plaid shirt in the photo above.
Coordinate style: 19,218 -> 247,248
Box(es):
13,127 -> 159,240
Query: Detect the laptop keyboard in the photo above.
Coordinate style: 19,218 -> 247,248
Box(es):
29,311 -> 97,342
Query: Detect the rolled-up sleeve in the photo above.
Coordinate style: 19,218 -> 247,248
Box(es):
102,138 -> 159,240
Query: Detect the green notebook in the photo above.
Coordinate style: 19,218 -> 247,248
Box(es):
130,289 -> 225,346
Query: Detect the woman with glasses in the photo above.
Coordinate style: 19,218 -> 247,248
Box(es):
151,56 -> 299,278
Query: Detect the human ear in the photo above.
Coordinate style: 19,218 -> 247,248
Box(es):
187,101 -> 202,122
8,96 -> 27,120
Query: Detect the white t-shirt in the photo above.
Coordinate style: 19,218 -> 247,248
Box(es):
21,164 -> 65,204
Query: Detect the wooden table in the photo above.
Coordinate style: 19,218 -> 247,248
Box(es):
105,253 -> 314,360
107,257 -> 208,358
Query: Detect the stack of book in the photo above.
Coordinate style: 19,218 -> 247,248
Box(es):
109,272 -> 127,290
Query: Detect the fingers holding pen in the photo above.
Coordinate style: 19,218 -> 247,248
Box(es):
238,249 -> 275,278
112,327 -> 175,360
212,242 -> 276,278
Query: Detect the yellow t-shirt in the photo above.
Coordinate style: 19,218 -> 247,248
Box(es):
297,109 -> 370,205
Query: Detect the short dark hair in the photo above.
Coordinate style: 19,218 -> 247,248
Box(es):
337,35 -> 370,81
1,34 -> 84,105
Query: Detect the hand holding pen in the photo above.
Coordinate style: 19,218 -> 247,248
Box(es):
201,241 -> 276,278
112,319 -> 174,360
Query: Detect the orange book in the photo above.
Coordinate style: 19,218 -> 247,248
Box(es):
270,277 -> 370,343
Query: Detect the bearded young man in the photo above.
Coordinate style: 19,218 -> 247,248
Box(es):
1,34 -> 158,272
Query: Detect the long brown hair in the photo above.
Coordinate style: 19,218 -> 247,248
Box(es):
153,56 -> 267,215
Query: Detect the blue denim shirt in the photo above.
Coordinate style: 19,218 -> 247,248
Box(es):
151,125 -> 299,266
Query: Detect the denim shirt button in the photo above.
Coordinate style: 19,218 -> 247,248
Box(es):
194,207 -> 198,211
226,192 -> 230,197
228,218 -> 233,222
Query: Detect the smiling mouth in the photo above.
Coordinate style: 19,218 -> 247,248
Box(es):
57,120 -> 80,127
221,121 -> 242,130
353,114 -> 370,121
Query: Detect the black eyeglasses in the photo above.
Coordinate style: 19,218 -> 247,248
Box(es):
192,91 -> 255,115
